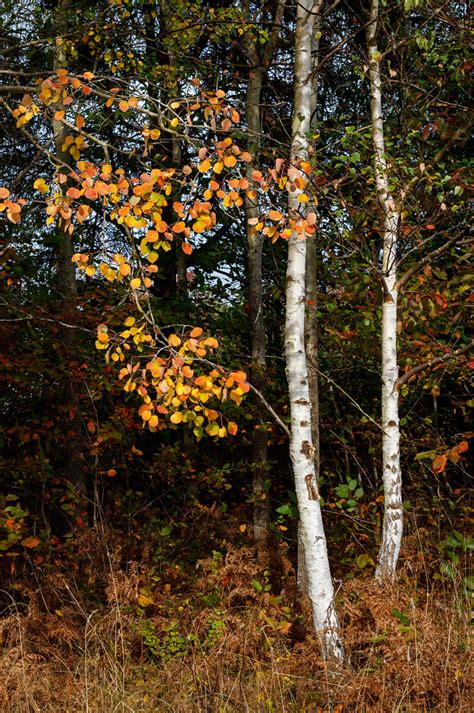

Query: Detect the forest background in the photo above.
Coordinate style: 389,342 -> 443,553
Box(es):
0,0 -> 472,710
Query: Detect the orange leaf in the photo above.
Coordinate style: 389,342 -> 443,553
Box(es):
172,221 -> 186,233
118,263 -> 131,276
182,241 -> 192,255
269,209 -> 283,221
21,536 -> 41,549
230,370 -> 247,383
432,454 -> 447,474
223,154 -> 236,168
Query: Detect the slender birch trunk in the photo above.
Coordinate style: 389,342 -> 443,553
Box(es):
298,0 -> 324,594
286,0 -> 343,661
367,0 -> 403,582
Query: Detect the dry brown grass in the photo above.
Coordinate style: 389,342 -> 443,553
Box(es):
0,525 -> 471,712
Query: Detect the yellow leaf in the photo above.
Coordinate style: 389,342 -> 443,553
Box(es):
130,277 -> 141,289
239,524 -> 246,533
33,178 -> 49,194
168,334 -> 181,347
124,316 -> 135,326
170,412 -> 183,424
85,265 -> 96,276
137,594 -> 154,607
170,117 -> 179,128
198,159 -> 211,173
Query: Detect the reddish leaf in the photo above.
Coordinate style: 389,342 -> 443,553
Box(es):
432,454 -> 447,474
21,536 -> 41,549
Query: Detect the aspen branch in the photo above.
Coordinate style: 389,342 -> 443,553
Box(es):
396,234 -> 461,290
246,382 -> 291,439
397,341 -> 473,387
311,360 -> 385,432
404,122 -> 472,198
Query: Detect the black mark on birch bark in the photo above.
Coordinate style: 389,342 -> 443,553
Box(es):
300,440 -> 314,459
304,474 -> 319,500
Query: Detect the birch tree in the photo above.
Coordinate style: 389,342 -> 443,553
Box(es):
298,0 -> 323,593
286,0 -> 343,661
367,0 -> 402,581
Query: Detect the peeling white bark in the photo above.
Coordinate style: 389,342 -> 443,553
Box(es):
286,0 -> 344,662
367,0 -> 403,582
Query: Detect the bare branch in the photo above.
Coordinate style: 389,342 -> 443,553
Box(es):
397,341 -> 473,387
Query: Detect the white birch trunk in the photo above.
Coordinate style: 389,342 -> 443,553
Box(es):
286,0 -> 343,662
298,0 -> 324,596
367,0 -> 403,582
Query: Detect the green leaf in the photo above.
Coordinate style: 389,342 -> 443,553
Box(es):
356,553 -> 373,569
463,576 -> 474,590
391,609 -> 410,626
335,484 -> 349,498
